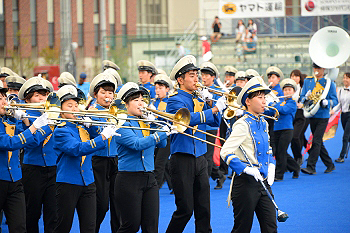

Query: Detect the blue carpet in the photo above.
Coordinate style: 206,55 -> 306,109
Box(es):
2,126 -> 349,232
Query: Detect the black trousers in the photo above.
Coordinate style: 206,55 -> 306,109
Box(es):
54,182 -> 96,233
340,112 -> 350,158
21,164 -> 57,233
266,119 -> 276,156
291,109 -> 306,161
115,172 -> 159,233
0,180 -> 26,233
274,130 -> 299,179
204,129 -> 224,181
92,156 -> 119,233
154,137 -> 172,190
231,174 -> 277,233
302,118 -> 310,149
307,118 -> 334,171
166,153 -> 211,233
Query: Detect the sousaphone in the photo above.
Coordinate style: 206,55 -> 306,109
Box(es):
304,26 -> 350,118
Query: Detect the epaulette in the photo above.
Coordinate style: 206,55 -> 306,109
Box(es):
214,85 -> 221,89
57,121 -> 66,127
306,76 -> 313,79
88,107 -> 98,111
168,91 -> 178,97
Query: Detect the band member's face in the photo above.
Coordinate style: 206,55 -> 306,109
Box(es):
201,73 -> 214,87
61,99 -> 79,119
313,68 -> 325,78
178,70 -> 199,93
267,74 -> 280,88
126,95 -> 144,116
291,74 -> 300,84
0,79 -> 7,88
139,71 -> 152,84
0,93 -> 7,115
246,93 -> 266,115
94,87 -> 114,108
235,80 -> 246,88
155,84 -> 169,99
27,91 -> 48,103
283,87 -> 295,97
8,89 -> 19,95
343,74 -> 350,87
225,75 -> 235,86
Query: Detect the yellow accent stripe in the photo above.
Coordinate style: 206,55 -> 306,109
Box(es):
19,133 -> 24,144
92,139 -> 96,148
89,140 -> 94,148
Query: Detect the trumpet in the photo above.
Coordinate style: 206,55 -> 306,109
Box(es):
142,106 -> 226,148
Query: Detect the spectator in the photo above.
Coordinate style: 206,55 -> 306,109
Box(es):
211,16 -> 222,43
77,72 -> 90,98
201,36 -> 213,62
176,42 -> 185,62
242,33 -> 257,62
235,19 -> 246,43
246,19 -> 257,39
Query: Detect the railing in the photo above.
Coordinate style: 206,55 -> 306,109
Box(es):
198,15 -> 349,38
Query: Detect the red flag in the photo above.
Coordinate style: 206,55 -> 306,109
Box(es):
213,129 -> 222,166
303,110 -> 341,155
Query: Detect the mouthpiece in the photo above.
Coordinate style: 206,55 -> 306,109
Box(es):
314,71 -> 319,75
105,98 -> 112,103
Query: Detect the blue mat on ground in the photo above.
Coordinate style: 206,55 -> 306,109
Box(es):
1,126 -> 349,232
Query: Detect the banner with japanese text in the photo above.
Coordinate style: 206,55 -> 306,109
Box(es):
301,0 -> 350,16
218,0 -> 285,19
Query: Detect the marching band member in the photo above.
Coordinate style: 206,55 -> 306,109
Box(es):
271,79 -> 300,180
114,82 -> 171,232
18,77 -> 57,233
245,68 -> 259,81
0,67 -> 19,88
266,66 -> 284,157
102,60 -> 120,71
300,62 -> 338,175
88,73 -> 120,233
332,72 -> 350,163
235,71 -> 247,88
153,74 -> 173,190
58,72 -> 88,102
290,70 -> 306,166
224,66 -> 238,88
220,76 -> 277,233
200,61 -> 227,189
137,60 -> 158,98
0,81 -> 49,232
166,55 -> 225,232
58,72 -> 77,88
5,75 -> 26,96
53,85 -> 118,233
103,68 -> 123,92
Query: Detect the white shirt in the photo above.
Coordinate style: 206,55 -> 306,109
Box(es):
333,86 -> 350,113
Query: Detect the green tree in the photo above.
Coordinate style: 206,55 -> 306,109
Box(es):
39,46 -> 60,65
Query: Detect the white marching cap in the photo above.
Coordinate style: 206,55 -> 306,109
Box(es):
89,73 -> 118,97
266,66 -> 284,79
18,77 -> 53,100
58,72 -> 76,86
170,55 -> 199,81
200,62 -> 219,77
237,76 -> 271,106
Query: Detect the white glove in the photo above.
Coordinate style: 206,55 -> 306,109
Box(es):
305,90 -> 312,98
320,99 -> 328,108
235,109 -> 244,117
162,125 -> 178,136
146,113 -> 156,121
14,110 -> 27,120
101,125 -> 120,139
215,96 -> 227,113
82,117 -> 92,128
267,163 -> 276,186
33,113 -> 49,129
243,166 -> 263,182
200,89 -> 213,101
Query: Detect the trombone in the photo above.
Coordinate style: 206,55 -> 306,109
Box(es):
141,106 -> 226,148
195,82 -> 237,100
6,94 -> 168,132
